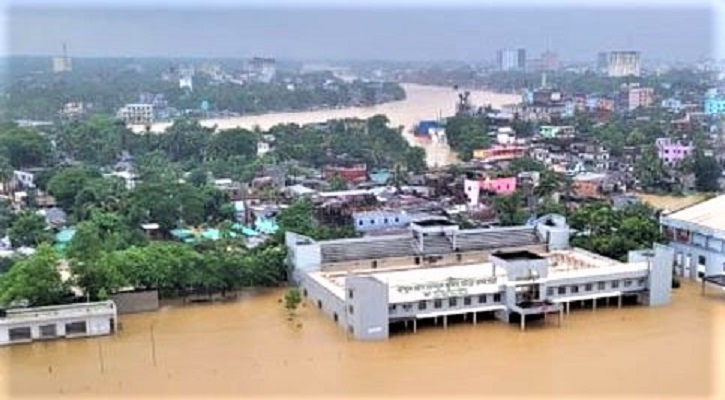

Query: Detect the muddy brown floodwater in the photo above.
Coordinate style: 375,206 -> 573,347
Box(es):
1,282 -> 723,400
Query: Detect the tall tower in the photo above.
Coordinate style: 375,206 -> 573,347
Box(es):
52,43 -> 72,73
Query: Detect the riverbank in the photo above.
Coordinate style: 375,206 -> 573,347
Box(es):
132,84 -> 519,167
1,281 -> 723,399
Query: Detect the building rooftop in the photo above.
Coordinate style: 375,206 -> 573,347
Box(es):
0,301 -> 116,325
311,248 -> 648,304
662,195 -> 725,233
318,226 -> 540,263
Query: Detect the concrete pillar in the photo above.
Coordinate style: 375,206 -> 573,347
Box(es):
413,319 -> 417,334
473,312 -> 477,325
618,295 -> 622,309
443,315 -> 448,329
593,298 -> 597,311
566,301 -> 570,314
520,314 -> 526,331
558,309 -> 563,327
404,320 -> 408,330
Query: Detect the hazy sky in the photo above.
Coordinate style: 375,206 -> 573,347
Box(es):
2,0 -> 722,62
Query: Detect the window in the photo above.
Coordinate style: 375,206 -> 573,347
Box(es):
546,287 -> 554,297
612,280 -> 620,289
493,293 -> 501,302
348,305 -> 354,314
598,282 -> 605,290
434,299 -> 442,309
464,297 -> 471,306
558,287 -> 566,295
371,260 -> 378,269
449,298 -> 458,307
571,286 -> 579,294
370,219 -> 375,225
395,217 -> 399,223
638,278 -> 646,286
384,218 -> 389,224
358,220 -> 363,226
585,283 -> 593,291
9,326 -> 32,342
414,257 -> 421,265
40,324 -> 57,338
65,321 -> 87,336
348,289 -> 354,299
389,304 -> 396,313
403,304 -> 413,311
698,255 -> 706,266
479,294 -> 487,304
624,280 -> 632,287
418,301 -> 427,310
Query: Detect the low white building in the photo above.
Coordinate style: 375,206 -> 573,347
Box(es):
0,301 -> 118,346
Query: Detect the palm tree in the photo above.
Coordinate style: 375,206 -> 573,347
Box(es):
391,163 -> 407,192
0,156 -> 13,195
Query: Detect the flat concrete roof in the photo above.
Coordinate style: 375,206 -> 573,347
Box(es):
311,248 -> 649,305
0,301 -> 117,326
663,195 -> 725,233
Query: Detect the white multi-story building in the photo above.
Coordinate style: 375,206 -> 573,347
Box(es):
600,51 -> 641,77
287,216 -> 674,340
117,103 -> 154,125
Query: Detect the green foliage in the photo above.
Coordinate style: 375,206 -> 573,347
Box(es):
445,115 -> 489,161
0,201 -> 14,237
328,175 -> 347,191
284,287 -> 302,314
0,127 -> 51,168
47,166 -> 102,211
693,152 -> 721,192
492,192 -> 527,226
0,244 -> 68,307
53,117 -> 129,165
8,211 -> 52,248
569,202 -> 664,261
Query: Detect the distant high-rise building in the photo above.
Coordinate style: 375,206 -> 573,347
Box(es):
540,51 -> 559,71
52,43 -> 72,73
248,57 -> 276,83
517,48 -> 526,70
598,51 -> 641,77
497,48 -> 525,71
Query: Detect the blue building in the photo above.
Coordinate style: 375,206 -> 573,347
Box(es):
704,90 -> 725,116
352,211 -> 412,233
660,195 -> 725,279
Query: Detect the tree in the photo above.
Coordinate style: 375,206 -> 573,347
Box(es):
0,200 -> 13,237
635,146 -> 672,193
284,287 -> 302,316
445,115 -> 489,161
492,192 -> 527,226
0,127 -> 51,168
0,244 -> 67,306
47,166 -> 102,210
8,211 -> 52,248
693,152 -> 721,192
328,175 -> 347,191
569,203 -> 664,261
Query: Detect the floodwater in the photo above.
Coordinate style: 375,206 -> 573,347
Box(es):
1,282 -> 723,400
136,84 -> 519,167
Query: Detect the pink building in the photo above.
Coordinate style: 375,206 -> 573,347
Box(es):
655,138 -> 693,166
464,177 -> 517,205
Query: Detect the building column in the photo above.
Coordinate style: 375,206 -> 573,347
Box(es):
520,314 -> 526,331
558,309 -> 563,327
473,312 -> 477,325
443,315 -> 448,329
618,294 -> 622,309
593,298 -> 597,311
413,319 -> 417,334
566,301 -> 570,314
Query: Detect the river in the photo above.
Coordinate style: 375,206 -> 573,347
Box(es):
135,84 -> 520,167
1,282 -> 723,400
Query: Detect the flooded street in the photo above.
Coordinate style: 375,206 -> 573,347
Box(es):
1,282 -> 723,400
136,84 -> 519,167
